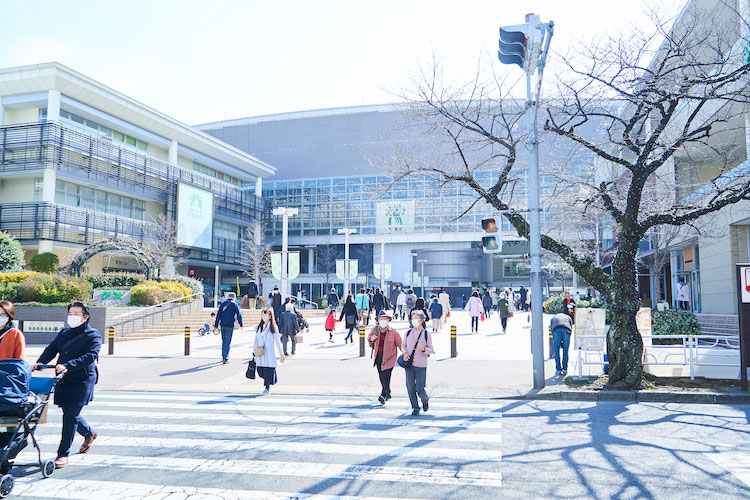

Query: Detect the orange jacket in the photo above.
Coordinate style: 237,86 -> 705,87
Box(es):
0,328 -> 25,361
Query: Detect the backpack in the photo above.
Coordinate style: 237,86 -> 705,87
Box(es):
406,296 -> 415,308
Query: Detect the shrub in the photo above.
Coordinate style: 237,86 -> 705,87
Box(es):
0,282 -> 21,302
83,272 -> 145,289
652,310 -> 701,345
29,253 -> 59,273
543,295 -> 563,314
0,232 -> 25,272
160,275 -> 203,297
0,271 -> 40,284
17,275 -> 93,304
129,280 -> 192,306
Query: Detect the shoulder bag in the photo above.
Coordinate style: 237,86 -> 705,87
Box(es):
255,327 -> 269,357
397,329 -> 423,369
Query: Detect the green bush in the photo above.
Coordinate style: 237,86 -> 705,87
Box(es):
0,232 -> 24,272
29,253 -> 59,273
0,282 -> 21,302
18,275 -> 93,304
543,295 -> 563,314
652,310 -> 701,345
129,280 -> 192,306
83,272 -> 145,289
160,275 -> 203,297
0,271 -> 40,284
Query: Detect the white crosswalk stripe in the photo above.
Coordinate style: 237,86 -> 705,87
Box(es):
10,391 -> 503,499
706,451 -> 750,487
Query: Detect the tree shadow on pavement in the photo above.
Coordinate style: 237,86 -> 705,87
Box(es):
160,361 -> 224,377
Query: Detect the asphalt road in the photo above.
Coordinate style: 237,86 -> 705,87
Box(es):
6,391 -> 750,499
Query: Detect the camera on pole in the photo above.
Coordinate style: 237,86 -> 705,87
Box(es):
481,217 -> 502,254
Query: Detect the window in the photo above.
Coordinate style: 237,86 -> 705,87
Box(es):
33,178 -> 43,202
59,110 -> 147,150
53,179 -> 146,220
192,161 -> 241,185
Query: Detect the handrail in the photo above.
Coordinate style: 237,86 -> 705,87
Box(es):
295,297 -> 320,309
111,292 -> 204,323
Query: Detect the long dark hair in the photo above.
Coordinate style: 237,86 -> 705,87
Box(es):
256,308 -> 277,333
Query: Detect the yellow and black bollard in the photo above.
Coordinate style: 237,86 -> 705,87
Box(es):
108,326 -> 115,355
451,325 -> 457,358
548,325 -> 554,359
359,325 -> 366,357
184,326 -> 190,356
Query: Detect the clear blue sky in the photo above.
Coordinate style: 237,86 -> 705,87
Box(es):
1,0 -> 680,125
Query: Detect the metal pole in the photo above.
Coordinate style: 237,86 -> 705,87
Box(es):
344,230 -> 350,298
281,211 -> 289,300
421,261 -> 425,298
108,326 -> 114,355
213,265 -> 219,308
380,241 -> 385,293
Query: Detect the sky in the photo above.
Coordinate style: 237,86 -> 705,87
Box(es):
1,0 -> 684,126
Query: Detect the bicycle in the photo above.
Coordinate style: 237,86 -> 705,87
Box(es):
198,325 -> 219,336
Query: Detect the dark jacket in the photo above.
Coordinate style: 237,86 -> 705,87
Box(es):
339,300 -> 358,328
279,310 -> 300,336
246,282 -> 259,299
327,292 -> 339,307
271,292 -> 282,309
373,292 -> 386,312
37,323 -> 101,407
482,295 -> 493,308
389,289 -> 401,309
550,313 -> 573,334
429,301 -> 443,319
215,299 -> 243,328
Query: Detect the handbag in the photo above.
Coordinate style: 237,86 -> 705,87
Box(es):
507,311 -> 513,318
246,358 -> 256,379
255,328 -> 268,357
295,335 -> 303,344
397,329 -> 423,369
480,313 -> 485,322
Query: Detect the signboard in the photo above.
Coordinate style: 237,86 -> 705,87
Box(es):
376,200 -> 415,234
176,183 -> 214,250
737,264 -> 750,391
336,259 -> 358,279
741,266 -> 750,304
271,252 -> 300,280
21,321 -> 64,334
374,263 -> 392,280
636,307 -> 652,347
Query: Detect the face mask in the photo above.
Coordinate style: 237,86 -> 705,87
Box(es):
0,315 -> 7,328
379,320 -> 389,329
67,315 -> 85,328
262,314 -> 270,323
411,319 -> 422,328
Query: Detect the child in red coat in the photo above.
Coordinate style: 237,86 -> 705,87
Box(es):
324,311 -> 338,343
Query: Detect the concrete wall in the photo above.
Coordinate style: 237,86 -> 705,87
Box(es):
0,177 -> 35,203
3,108 -> 38,125
15,305 -> 105,345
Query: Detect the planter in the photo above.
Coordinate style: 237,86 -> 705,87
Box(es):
14,305 -> 106,344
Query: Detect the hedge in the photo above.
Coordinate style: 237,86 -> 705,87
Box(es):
17,275 -> 93,304
129,280 -> 192,306
29,253 -> 59,273
160,275 -> 203,297
543,295 -> 607,314
0,272 -> 40,284
0,282 -> 21,302
652,310 -> 701,345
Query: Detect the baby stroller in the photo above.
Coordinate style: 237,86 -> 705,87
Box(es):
0,360 -> 62,498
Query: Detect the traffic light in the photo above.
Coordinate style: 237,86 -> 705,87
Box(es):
498,26 -> 527,69
481,217 -> 502,254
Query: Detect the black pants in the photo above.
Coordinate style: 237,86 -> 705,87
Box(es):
501,317 -> 507,331
375,354 -> 392,398
282,334 -> 296,354
58,404 -> 93,458
471,316 -> 479,331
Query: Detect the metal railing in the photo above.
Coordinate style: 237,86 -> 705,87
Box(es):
574,333 -> 740,380
110,292 -> 204,338
295,297 -> 320,309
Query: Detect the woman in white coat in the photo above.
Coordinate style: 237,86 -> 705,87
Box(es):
252,308 -> 285,395
465,291 -> 483,334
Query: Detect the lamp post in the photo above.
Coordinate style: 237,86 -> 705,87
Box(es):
273,207 -> 299,300
417,259 -> 428,298
338,228 -> 356,298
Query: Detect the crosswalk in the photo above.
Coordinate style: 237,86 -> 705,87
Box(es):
10,390 -> 503,499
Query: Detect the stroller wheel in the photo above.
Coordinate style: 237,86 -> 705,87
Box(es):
0,474 -> 13,497
42,459 -> 55,478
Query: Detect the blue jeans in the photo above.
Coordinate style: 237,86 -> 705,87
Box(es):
404,366 -> 428,411
220,326 -> 234,360
58,404 -> 93,458
553,328 -> 571,371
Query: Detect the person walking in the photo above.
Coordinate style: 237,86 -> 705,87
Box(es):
214,292 -> 243,364
402,310 -> 434,416
396,290 -> 407,320
270,287 -> 283,323
252,308 -> 285,395
246,281 -> 259,310
368,311 -> 402,405
465,291 -> 483,333
438,290 -> 451,326
563,291 -> 576,324
278,303 -> 299,356
355,289 -> 370,327
550,312 -> 574,376
404,289 -> 417,319
33,301 -> 101,468
372,288 -> 387,315
482,291 -> 493,319
428,296 -> 443,332
507,287 -> 516,312
497,292 -> 510,334
324,310 -> 338,343
389,286 -> 402,315
339,294 -> 358,344
0,301 -> 26,360
519,286 -> 528,312
327,287 -> 340,313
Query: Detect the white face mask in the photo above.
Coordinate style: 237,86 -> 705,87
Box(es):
262,314 -> 270,323
0,315 -> 8,328
411,319 -> 422,328
379,320 -> 389,329
67,315 -> 85,328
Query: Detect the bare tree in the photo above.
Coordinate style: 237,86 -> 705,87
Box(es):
144,214 -> 186,278
315,240 -> 339,292
239,222 -> 272,285
390,5 -> 750,388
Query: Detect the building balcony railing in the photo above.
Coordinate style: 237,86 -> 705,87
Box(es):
0,122 -> 266,223
0,202 -> 246,265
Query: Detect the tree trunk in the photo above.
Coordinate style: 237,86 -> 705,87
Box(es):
606,243 -> 644,389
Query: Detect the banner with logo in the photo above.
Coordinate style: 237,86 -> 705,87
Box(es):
374,263 -> 392,280
376,200 -> 415,234
336,259 -> 358,279
176,183 -> 214,249
271,252 -> 300,281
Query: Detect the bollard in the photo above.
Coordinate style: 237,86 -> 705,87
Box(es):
548,325 -> 554,359
359,325 -> 366,357
451,325 -> 457,358
108,326 -> 115,355
184,326 -> 190,356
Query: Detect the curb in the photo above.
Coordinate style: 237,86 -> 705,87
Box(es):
506,390 -> 750,404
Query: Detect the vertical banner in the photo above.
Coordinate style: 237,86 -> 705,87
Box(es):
271,252 -> 281,280
176,183 -> 214,249
288,252 -> 300,280
636,307 -> 652,347
336,259 -> 358,279
374,264 -> 392,280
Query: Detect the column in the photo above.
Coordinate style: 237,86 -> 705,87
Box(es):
168,140 -> 178,166
308,247 -> 315,273
42,167 -> 56,203
0,96 -> 4,126
255,177 -> 263,197
47,90 -> 61,122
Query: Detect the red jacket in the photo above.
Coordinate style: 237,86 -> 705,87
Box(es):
368,325 -> 402,370
324,314 -> 338,330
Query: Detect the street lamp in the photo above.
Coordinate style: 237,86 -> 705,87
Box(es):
273,207 -> 299,300
338,228 -> 356,298
417,259 -> 428,298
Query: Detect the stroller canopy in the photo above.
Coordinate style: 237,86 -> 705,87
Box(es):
0,359 -> 31,415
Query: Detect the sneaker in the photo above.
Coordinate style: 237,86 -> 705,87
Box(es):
555,370 -> 562,376
386,394 -> 392,401
411,409 -> 420,416
222,359 -> 228,364
329,339 -> 334,343
378,395 -> 385,405
261,389 -> 269,396
561,370 -> 567,376
422,400 -> 429,412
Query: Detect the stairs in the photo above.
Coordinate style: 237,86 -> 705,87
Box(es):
120,307 -> 327,341
695,314 -> 739,348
